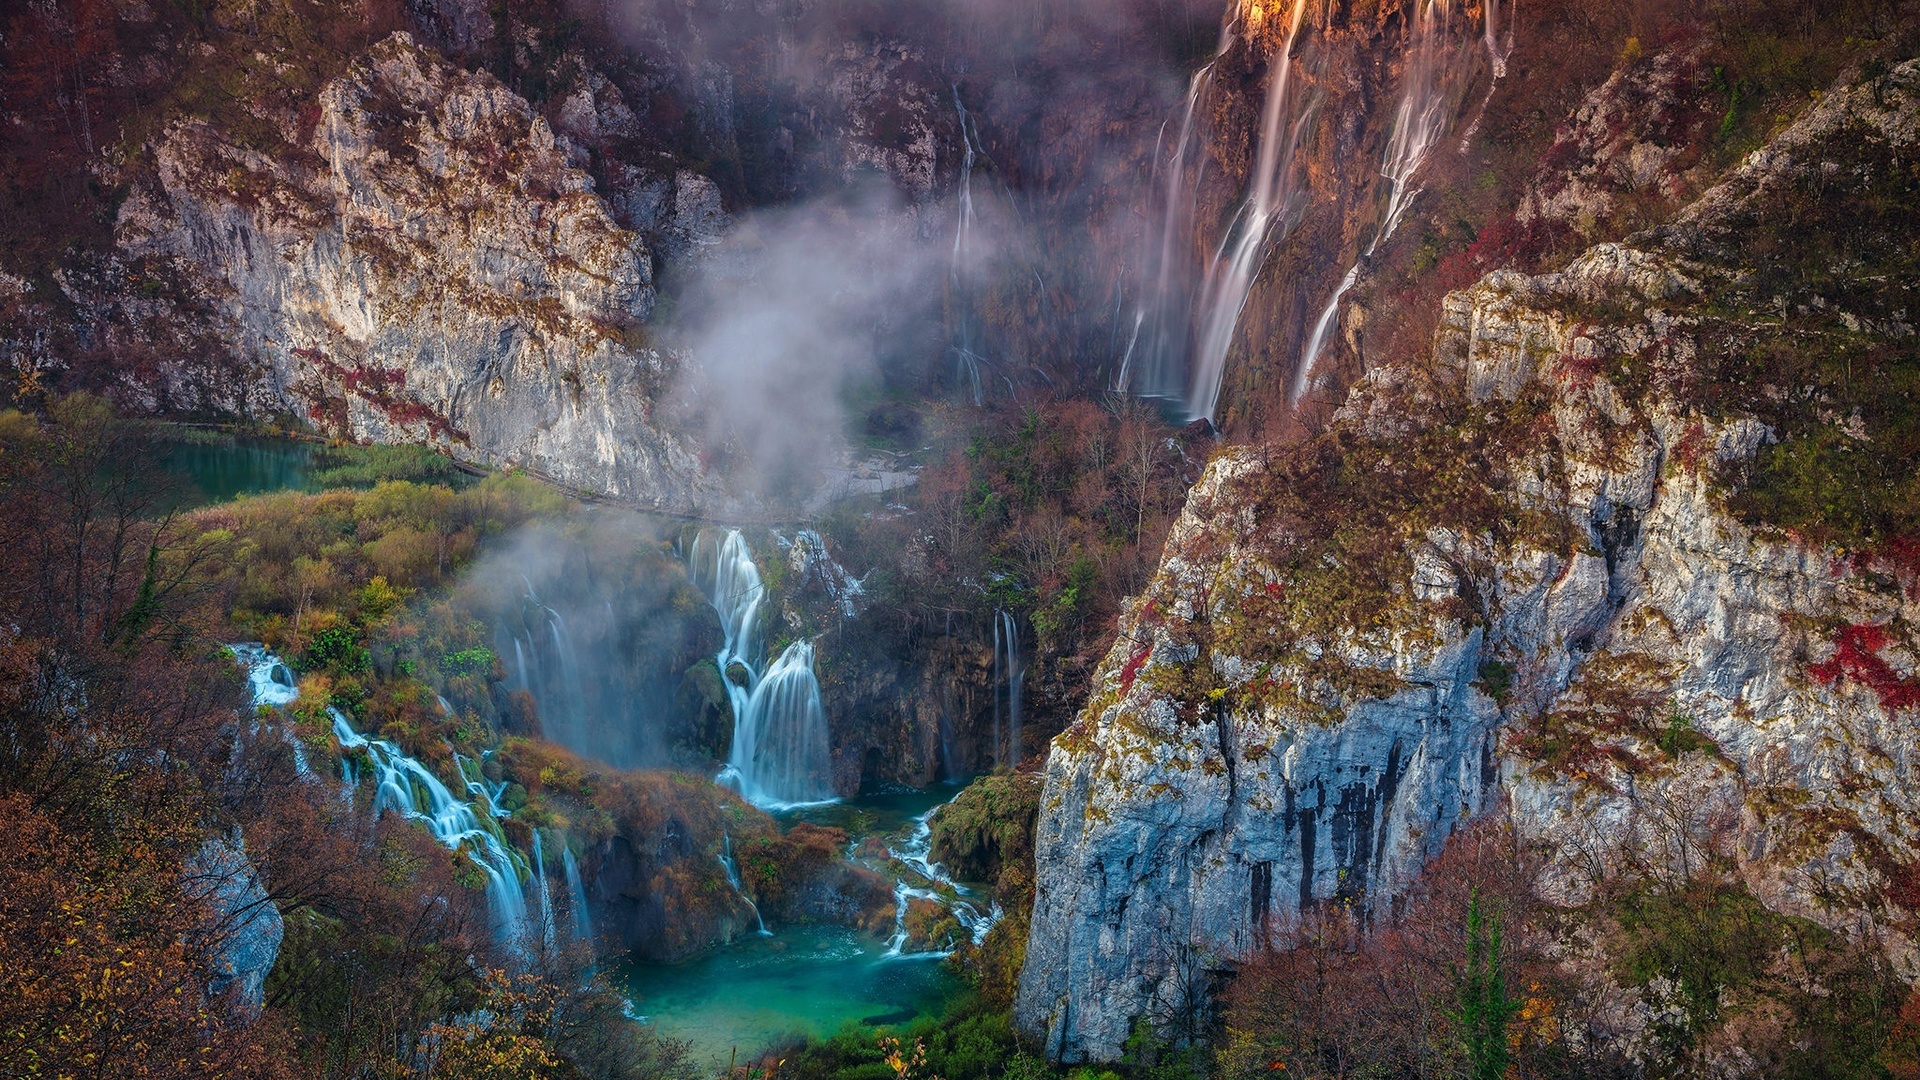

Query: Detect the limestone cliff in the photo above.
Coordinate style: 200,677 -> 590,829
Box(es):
1018,58 -> 1920,1061
118,33 -> 722,510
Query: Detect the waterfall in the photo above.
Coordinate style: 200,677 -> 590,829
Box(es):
561,843 -> 595,946
231,643 -> 311,777
506,577 -> 588,748
1001,610 -> 1024,767
1185,0 -> 1315,424
990,616 -> 1003,767
787,529 -> 866,619
532,831 -> 557,953
241,639 -> 534,953
1116,27 -> 1233,401
728,642 -> 834,807
717,832 -> 770,936
1483,0 -> 1510,77
690,529 -> 763,664
689,529 -> 836,809
949,84 -> 987,406
884,803 -> 1003,957
1292,0 -> 1481,405
333,714 -> 531,949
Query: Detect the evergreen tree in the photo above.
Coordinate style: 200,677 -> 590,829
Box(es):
1454,890 -> 1521,1080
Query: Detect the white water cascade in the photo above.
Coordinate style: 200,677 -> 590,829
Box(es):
233,643 -> 535,951
688,529 -> 836,809
1186,0 -> 1315,424
884,803 -> 1003,957
992,610 -> 1025,768
1293,0 -> 1480,405
333,716 -> 532,948
232,644 -> 313,777
718,832 -> 771,936
1116,23 -> 1235,401
561,843 -> 595,946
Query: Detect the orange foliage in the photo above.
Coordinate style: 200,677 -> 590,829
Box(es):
0,794 -> 293,1078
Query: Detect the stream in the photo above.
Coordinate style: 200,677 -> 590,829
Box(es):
622,785 -> 978,1068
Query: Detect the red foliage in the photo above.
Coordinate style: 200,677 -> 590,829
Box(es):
1674,420 -> 1709,472
1119,642 -> 1151,694
1850,535 -> 1920,601
1559,348 -> 1606,386
1809,623 -> 1920,711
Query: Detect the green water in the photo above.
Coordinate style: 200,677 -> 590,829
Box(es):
622,925 -> 959,1068
621,785 -> 975,1069
160,434 -> 320,506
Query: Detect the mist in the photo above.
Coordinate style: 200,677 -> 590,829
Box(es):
659,181 -> 949,501
561,0 -> 1227,502
450,512 -> 723,770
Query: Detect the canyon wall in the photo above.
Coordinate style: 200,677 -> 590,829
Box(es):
1019,57 -> 1920,1061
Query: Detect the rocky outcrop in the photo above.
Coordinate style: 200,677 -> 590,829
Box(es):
185,834 -> 283,1021
1018,58 -> 1920,1062
119,32 -> 724,510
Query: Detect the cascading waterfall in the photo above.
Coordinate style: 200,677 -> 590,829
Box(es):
885,803 -> 1003,957
232,643 -> 312,777
235,643 -> 299,708
949,84 -> 987,406
333,716 -> 532,948
1291,0 -> 1483,405
561,843 -> 595,946
786,529 -> 866,619
689,529 -> 835,809
992,610 -> 1024,767
718,832 -> 771,936
1185,0 -> 1315,424
234,643 -> 535,951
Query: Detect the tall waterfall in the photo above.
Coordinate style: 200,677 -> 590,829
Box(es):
689,529 -> 836,808
949,84 -> 987,406
992,610 -> 1024,768
1115,23 -> 1234,401
1123,0 -> 1508,422
1293,0 -> 1479,405
1185,0 -> 1314,424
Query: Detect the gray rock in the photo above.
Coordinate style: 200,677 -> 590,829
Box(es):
185,833 -> 283,1021
1017,58 -> 1920,1062
119,32 -> 728,512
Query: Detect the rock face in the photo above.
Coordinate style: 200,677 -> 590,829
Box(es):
186,834 -> 284,1021
1018,59 -> 1920,1062
120,33 -> 720,509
